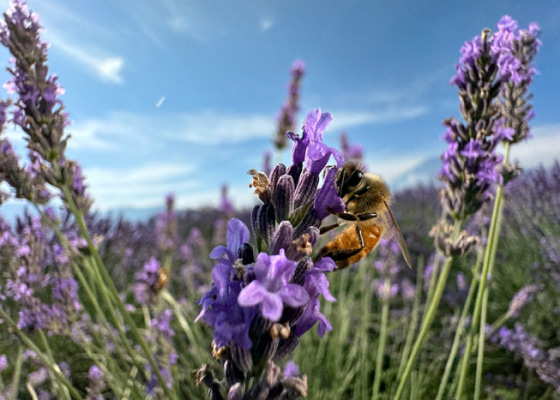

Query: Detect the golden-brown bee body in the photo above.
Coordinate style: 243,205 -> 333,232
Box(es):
154,266 -> 170,292
317,161 -> 412,270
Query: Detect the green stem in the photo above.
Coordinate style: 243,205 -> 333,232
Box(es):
372,280 -> 390,400
472,142 -> 511,399
61,186 -> 176,400
39,330 -> 70,400
394,221 -> 462,400
0,309 -> 84,400
435,261 -> 480,400
396,257 -> 424,381
10,345 -> 23,400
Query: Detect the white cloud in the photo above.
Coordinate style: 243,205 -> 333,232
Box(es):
327,106 -> 430,132
259,17 -> 274,32
156,97 -> 165,108
67,111 -> 276,148
49,33 -> 124,84
364,152 -> 433,183
85,163 -> 198,210
24,1 -> 126,84
509,124 -> 560,169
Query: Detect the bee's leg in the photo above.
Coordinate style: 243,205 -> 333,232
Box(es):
320,223 -> 340,235
327,210 -> 377,222
317,225 -> 365,262
356,212 -> 377,221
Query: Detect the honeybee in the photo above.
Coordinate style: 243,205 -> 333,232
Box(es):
154,266 -> 170,292
316,161 -> 413,269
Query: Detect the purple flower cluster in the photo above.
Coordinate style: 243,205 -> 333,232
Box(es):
0,212 -> 81,334
145,309 -> 177,397
340,132 -> 364,162
372,239 -> 414,301
490,324 -> 560,393
133,257 -> 162,305
0,0 -> 90,212
440,16 -> 539,222
85,365 -> 105,400
273,60 -> 305,151
156,193 -> 179,254
494,17 -> 540,153
195,108 -> 345,399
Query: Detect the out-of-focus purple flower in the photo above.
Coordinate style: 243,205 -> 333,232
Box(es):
0,354 -> 7,373
340,132 -> 363,161
238,250 -> 309,322
155,193 -> 178,253
134,257 -> 160,305
274,59 -> 305,151
85,365 -> 105,400
218,184 -> 235,216
152,309 -> 175,339
283,360 -> 300,378
506,283 -> 542,318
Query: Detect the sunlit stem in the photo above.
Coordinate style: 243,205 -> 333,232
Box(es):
394,221 -> 462,400
60,186 -> 177,400
435,247 -> 482,400
372,278 -> 391,400
10,345 -> 23,400
396,257 -> 424,381
474,142 -> 511,398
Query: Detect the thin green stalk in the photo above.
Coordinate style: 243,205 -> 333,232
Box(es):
38,330 -> 71,400
358,265 -> 372,400
456,188 -> 504,398
10,345 -> 23,400
0,309 -> 84,400
396,257 -> 424,381
61,187 -> 176,400
467,143 -> 511,399
161,291 -> 207,365
425,250 -> 442,308
522,368 -> 533,400
394,222 -> 462,400
372,280 -> 390,400
435,267 -> 479,400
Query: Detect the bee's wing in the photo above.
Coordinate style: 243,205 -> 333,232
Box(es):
384,201 -> 413,269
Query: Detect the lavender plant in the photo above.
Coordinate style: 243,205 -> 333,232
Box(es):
194,108 -> 344,399
395,16 -> 541,399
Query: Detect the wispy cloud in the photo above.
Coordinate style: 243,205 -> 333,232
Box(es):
259,17 -> 274,32
48,32 -> 125,84
67,111 -> 276,148
156,97 -> 166,108
85,163 -> 198,209
25,0 -> 126,84
510,124 -> 560,168
327,106 -> 430,132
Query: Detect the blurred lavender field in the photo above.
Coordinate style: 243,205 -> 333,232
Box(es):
0,1 -> 559,399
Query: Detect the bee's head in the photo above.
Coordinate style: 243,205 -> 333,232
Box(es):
336,160 -> 366,198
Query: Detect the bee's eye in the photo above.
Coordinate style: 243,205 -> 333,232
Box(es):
347,170 -> 363,188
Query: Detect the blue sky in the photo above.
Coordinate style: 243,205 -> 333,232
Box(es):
1,0 -> 559,212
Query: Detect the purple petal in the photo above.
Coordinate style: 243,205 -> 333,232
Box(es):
227,218 -> 250,255
279,284 -> 310,308
237,281 -> 266,307
260,292 -> 284,321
